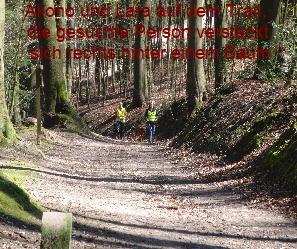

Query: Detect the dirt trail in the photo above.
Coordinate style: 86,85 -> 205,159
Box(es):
3,132 -> 297,248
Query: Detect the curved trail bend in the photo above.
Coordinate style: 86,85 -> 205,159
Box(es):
25,132 -> 297,248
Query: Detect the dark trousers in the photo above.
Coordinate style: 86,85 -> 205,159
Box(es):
116,121 -> 125,139
147,122 -> 156,142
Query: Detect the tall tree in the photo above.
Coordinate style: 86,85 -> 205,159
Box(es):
56,0 -> 67,95
0,0 -> 16,142
186,0 -> 207,116
66,0 -> 75,100
214,0 -> 228,90
132,0 -> 149,107
36,0 -> 70,114
254,0 -> 281,78
285,0 -> 297,87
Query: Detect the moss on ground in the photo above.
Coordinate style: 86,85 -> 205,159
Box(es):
0,173 -> 42,224
42,112 -> 90,135
264,124 -> 297,188
1,137 -> 11,146
0,157 -> 43,225
16,126 -> 37,134
229,115 -> 277,161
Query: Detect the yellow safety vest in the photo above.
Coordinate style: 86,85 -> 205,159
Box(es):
116,108 -> 126,123
147,109 -> 157,122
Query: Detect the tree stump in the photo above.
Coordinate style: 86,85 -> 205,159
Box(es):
41,212 -> 72,249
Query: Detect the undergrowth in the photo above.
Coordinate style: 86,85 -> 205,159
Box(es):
160,82 -> 297,195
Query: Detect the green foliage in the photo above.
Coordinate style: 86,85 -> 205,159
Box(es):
237,66 -> 256,79
4,0 -> 37,117
257,57 -> 286,85
207,134 -> 222,145
274,21 -> 297,60
257,20 -> 297,84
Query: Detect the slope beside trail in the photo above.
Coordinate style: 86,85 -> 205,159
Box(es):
4,131 -> 297,248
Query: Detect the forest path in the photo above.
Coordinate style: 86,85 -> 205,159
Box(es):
24,132 -> 297,249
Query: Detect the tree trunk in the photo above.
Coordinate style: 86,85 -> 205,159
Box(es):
66,0 -> 75,100
95,47 -> 101,99
186,0 -> 207,116
0,0 -> 16,142
254,0 -> 281,78
167,0 -> 172,76
132,0 -> 148,107
36,0 -> 70,114
13,74 -> 22,126
214,0 -> 228,90
285,1 -> 297,87
56,0 -> 67,85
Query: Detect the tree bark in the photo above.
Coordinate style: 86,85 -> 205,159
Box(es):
66,0 -> 74,99
132,0 -> 149,107
254,0 -> 281,78
285,1 -> 297,87
0,0 -> 16,142
36,0 -> 70,114
214,0 -> 228,90
186,0 -> 207,116
56,0 -> 67,86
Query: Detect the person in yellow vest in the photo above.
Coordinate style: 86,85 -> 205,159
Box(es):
145,101 -> 158,143
115,101 -> 127,139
